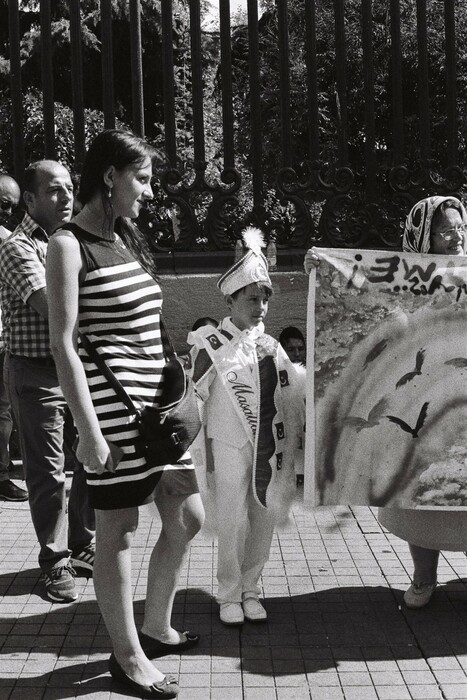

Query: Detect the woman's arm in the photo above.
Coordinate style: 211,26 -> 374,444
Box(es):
46,231 -> 113,474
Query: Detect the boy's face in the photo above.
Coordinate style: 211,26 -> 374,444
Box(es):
283,338 -> 306,365
227,283 -> 270,331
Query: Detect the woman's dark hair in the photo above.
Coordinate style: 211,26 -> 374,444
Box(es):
192,317 -> 218,331
78,129 -> 166,279
78,129 -> 160,205
279,326 -> 305,347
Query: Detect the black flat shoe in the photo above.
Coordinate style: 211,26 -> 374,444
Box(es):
108,653 -> 179,698
139,630 -> 200,658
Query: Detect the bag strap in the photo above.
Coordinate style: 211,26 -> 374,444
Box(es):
160,317 -> 176,360
79,316 -> 177,415
78,333 -> 138,416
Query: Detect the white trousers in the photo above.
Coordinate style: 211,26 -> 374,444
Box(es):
211,439 -> 276,604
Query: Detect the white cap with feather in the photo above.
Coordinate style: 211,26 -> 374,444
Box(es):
217,226 -> 272,295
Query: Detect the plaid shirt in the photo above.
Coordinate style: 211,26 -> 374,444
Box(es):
0,212 -> 51,357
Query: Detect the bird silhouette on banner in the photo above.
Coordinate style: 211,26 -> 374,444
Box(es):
396,349 -> 425,388
362,339 -> 388,371
343,397 -> 389,432
386,402 -> 429,438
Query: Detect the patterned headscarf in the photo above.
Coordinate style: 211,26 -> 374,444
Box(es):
402,196 -> 467,253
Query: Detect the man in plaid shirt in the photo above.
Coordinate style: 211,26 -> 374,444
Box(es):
0,173 -> 28,502
0,160 -> 95,603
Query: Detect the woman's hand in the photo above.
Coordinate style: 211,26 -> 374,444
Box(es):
75,434 -> 115,475
304,247 -> 321,274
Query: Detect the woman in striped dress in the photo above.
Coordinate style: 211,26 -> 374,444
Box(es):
47,130 -> 204,699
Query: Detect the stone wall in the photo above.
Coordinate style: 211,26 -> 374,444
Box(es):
159,271 -> 310,354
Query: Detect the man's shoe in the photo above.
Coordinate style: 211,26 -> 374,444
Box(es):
43,565 -> 78,603
403,582 -> 437,609
70,543 -> 95,573
242,595 -> 267,621
0,479 -> 28,501
220,602 -> 244,625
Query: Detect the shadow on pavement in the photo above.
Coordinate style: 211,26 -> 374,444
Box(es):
2,582 -> 467,694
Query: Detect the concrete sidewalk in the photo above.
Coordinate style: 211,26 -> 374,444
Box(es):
1,482 -> 467,699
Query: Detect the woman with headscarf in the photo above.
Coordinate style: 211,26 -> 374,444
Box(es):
378,195 -> 467,608
305,195 -> 467,609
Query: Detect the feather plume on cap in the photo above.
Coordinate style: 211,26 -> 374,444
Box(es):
217,225 -> 272,295
242,226 -> 265,255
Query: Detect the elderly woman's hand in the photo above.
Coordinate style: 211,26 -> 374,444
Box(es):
304,247 -> 321,274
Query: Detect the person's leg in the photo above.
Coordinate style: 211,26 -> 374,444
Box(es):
0,351 -> 27,501
64,409 -> 95,553
94,507 -> 167,685
142,488 -> 204,643
241,493 -> 277,598
0,351 -> 12,481
6,357 -> 69,571
409,543 -> 439,584
212,441 -> 253,604
403,543 -> 439,609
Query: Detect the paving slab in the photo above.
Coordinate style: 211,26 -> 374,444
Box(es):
1,480 -> 467,698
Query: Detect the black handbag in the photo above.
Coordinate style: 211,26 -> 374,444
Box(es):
80,319 -> 202,466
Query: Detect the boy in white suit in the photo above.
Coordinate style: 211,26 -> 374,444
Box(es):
188,228 -> 303,625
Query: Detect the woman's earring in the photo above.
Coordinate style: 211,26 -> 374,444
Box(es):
102,185 -> 114,236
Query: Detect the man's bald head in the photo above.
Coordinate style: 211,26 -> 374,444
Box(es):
0,174 -> 21,228
23,160 -> 73,234
23,160 -> 70,195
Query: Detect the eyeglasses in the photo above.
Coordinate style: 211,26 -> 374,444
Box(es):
435,224 -> 467,240
0,202 -> 15,211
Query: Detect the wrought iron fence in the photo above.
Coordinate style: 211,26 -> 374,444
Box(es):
3,0 -> 467,258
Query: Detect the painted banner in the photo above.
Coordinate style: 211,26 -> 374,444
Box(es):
304,248 -> 467,509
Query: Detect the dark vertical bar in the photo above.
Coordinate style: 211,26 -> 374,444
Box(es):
334,0 -> 348,165
444,0 -> 457,166
161,0 -> 176,165
304,0 -> 319,162
219,0 -> 235,169
40,0 -> 55,159
416,0 -> 430,162
100,0 -> 115,129
362,0 -> 376,198
276,0 -> 292,167
189,0 -> 206,163
129,0 -> 144,137
8,0 -> 24,182
247,0 -> 263,207
69,0 -> 86,167
390,0 -> 403,163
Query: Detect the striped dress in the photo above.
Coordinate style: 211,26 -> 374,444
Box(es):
74,225 -> 194,510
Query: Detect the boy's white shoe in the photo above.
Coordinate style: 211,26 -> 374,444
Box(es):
220,602 -> 244,625
242,594 -> 267,621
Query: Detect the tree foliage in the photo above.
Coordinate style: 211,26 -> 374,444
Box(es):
0,0 -> 216,174
228,0 -> 467,185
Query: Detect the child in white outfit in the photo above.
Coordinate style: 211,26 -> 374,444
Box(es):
188,228 -> 303,625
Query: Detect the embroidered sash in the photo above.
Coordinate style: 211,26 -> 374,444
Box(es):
197,326 -> 259,439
